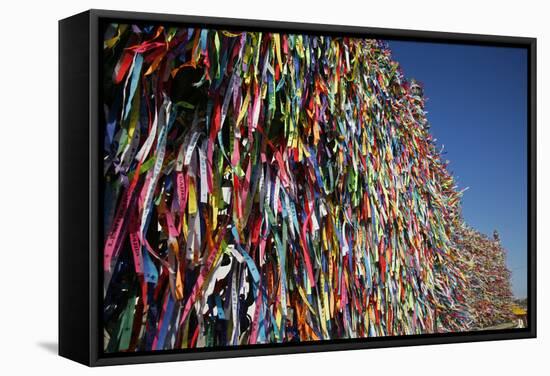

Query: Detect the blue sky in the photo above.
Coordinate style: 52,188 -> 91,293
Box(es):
386,40 -> 528,298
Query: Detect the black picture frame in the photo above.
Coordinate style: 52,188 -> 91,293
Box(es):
59,9 -> 537,367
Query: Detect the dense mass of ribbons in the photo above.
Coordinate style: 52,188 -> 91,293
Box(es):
101,23 -> 475,353
454,227 -> 514,329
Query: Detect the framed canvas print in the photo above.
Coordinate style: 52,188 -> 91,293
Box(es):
59,9 -> 536,366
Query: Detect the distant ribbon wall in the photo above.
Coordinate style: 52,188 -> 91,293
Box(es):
102,23 -> 478,352
454,227 -> 514,329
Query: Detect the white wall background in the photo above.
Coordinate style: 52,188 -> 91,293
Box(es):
0,0 -> 546,373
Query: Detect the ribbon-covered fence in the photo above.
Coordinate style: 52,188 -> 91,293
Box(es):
100,23 -> 508,352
